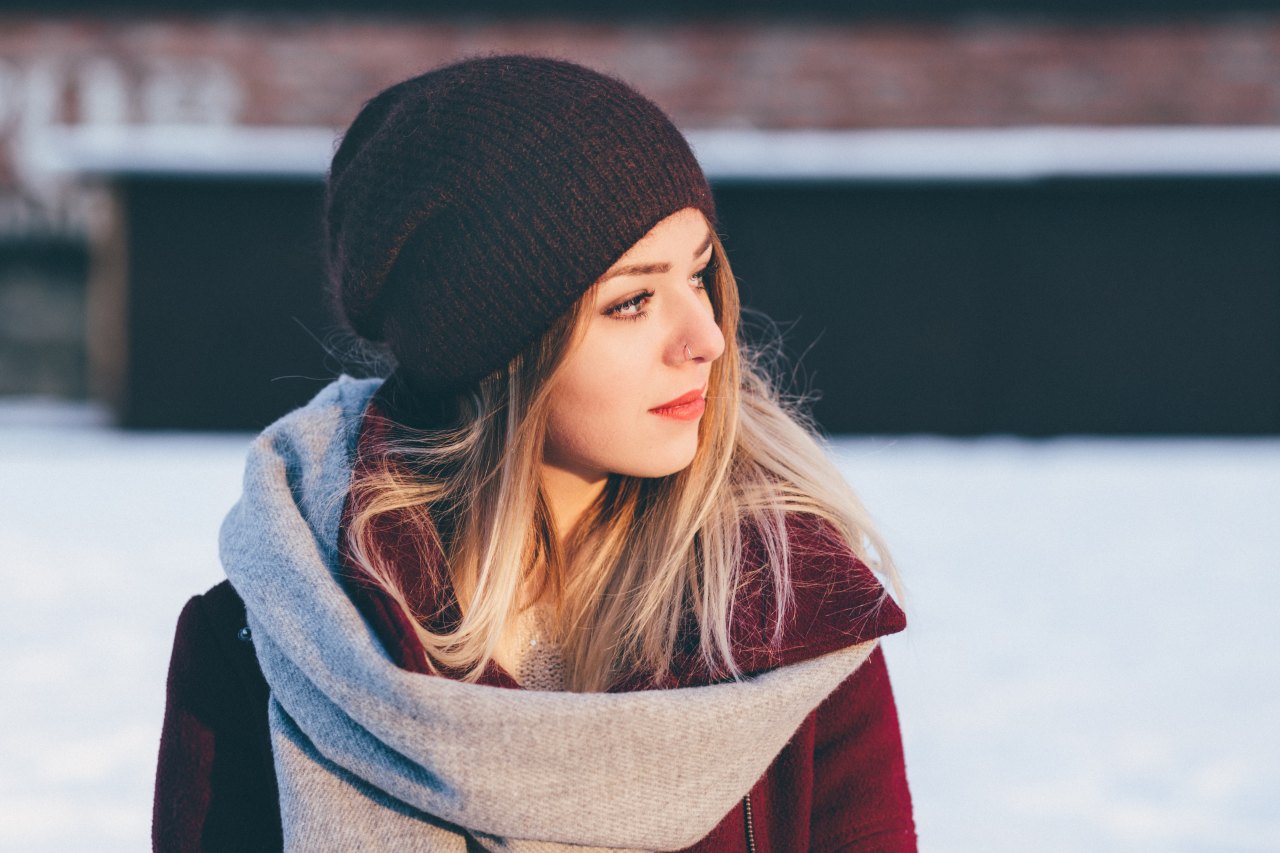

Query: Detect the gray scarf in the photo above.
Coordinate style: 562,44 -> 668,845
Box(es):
219,376 -> 877,851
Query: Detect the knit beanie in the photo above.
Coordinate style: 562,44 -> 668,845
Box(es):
325,53 -> 717,397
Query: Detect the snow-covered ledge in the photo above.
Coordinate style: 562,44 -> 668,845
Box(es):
18,123 -> 1280,182
16,125 -> 340,180
688,125 -> 1280,180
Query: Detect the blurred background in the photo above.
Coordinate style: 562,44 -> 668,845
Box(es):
1,0 -> 1278,851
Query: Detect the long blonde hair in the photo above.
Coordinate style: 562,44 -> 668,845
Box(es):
344,220 -> 901,692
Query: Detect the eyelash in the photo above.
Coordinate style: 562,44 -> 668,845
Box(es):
605,263 -> 713,323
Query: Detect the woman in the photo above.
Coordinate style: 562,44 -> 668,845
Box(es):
154,54 -> 916,852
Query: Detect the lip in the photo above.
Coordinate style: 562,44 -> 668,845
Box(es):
649,384 -> 707,421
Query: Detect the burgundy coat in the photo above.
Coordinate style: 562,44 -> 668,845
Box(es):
154,400 -> 917,852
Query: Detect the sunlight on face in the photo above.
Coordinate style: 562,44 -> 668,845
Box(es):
543,207 -> 726,489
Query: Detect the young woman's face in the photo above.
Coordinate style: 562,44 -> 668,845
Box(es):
543,207 -> 726,484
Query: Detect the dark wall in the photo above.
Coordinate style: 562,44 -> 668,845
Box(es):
114,174 -> 1280,434
715,178 -> 1280,436
120,177 -> 337,431
0,237 -> 89,397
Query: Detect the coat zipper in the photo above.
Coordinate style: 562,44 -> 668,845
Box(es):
742,793 -> 757,853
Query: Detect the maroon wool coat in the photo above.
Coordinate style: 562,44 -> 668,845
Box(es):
153,400 -> 917,853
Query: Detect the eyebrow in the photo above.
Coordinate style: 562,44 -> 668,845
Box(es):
599,229 -> 714,282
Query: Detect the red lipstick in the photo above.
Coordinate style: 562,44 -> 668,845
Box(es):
649,385 -> 707,422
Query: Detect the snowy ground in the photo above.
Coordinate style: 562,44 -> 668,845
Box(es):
1,399 -> 1277,853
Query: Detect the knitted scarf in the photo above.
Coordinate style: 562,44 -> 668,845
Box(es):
219,376 -> 877,851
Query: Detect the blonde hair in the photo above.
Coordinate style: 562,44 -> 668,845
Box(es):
344,221 -> 902,692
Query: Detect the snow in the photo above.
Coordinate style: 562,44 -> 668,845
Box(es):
830,438 -> 1280,853
1,400 -> 1277,852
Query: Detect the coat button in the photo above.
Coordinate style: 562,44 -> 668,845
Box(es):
237,626 -> 252,642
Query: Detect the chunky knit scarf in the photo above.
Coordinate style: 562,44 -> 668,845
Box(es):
219,376 -> 877,851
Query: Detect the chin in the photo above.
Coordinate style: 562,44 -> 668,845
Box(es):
629,450 -> 698,480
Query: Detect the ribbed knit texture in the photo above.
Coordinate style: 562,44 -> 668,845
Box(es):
325,54 -> 717,396
510,604 -> 567,691
217,375 -> 878,851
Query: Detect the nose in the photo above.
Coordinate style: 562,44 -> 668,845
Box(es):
668,290 -> 725,366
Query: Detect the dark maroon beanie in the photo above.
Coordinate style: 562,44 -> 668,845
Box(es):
325,53 -> 717,396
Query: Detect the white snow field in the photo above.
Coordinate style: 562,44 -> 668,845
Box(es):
1,398 -> 1277,853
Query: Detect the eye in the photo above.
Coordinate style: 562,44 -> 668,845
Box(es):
691,257 -> 716,291
604,290 -> 654,322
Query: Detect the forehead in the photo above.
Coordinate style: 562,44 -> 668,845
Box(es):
613,208 -> 711,262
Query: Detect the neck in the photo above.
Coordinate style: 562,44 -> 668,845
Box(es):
540,461 -> 607,550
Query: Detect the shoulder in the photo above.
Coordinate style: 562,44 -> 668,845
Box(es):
155,580 -> 280,850
735,513 -> 907,671
175,580 -> 248,653
195,578 -> 248,626
166,580 -> 268,714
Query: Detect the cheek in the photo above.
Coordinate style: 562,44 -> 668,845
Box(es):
546,345 -> 644,462
546,389 -> 614,455
554,344 -> 635,415
543,325 -> 701,479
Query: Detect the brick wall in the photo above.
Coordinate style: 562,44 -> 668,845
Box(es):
3,15 -> 1280,223
3,13 -> 1280,228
